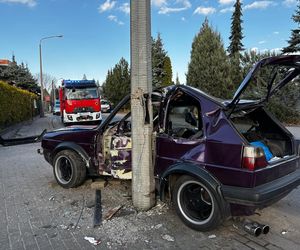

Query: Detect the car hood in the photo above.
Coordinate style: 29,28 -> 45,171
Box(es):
228,55 -> 300,109
43,125 -> 98,142
54,125 -> 97,132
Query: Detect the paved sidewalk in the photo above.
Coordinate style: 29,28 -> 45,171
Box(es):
0,114 -> 63,139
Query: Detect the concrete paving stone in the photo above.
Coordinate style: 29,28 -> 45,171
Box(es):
7,223 -> 20,235
62,237 -> 81,250
217,239 -> 252,250
17,211 -> 31,223
23,242 -> 39,250
49,237 -> 68,250
233,234 -> 250,244
35,234 -> 52,250
265,243 -> 284,250
58,229 -> 77,240
246,241 -> 267,250
0,207 -> 7,215
245,235 -> 269,246
19,221 -> 33,235
266,234 -> 300,250
71,231 -> 96,250
0,239 -> 10,250
0,229 -> 9,242
22,235 -> 39,250
9,232 -> 25,250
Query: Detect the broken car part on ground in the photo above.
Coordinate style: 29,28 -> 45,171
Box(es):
40,55 -> 300,231
0,129 -> 46,146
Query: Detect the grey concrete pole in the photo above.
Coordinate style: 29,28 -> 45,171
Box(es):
39,42 -> 44,117
130,0 -> 155,210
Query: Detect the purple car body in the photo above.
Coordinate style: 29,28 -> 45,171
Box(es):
41,55 -> 300,230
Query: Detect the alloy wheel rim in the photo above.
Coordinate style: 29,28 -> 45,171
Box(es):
177,180 -> 214,225
55,155 -> 73,184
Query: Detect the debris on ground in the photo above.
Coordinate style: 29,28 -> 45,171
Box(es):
41,224 -> 52,229
151,224 -> 163,229
208,234 -> 217,239
93,190 -> 102,227
281,230 -> 288,235
59,225 -> 68,230
91,180 -> 107,189
146,202 -> 168,216
86,199 -> 95,208
49,196 -> 55,201
84,236 -> 101,245
162,234 -> 175,242
104,205 -> 123,220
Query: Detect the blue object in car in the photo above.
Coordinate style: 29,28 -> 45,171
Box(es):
250,141 -> 273,161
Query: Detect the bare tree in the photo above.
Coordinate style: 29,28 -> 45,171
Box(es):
35,73 -> 57,93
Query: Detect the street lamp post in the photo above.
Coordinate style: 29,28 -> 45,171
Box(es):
39,35 -> 63,117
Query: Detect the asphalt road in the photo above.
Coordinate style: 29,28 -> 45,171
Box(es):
1,114 -> 300,249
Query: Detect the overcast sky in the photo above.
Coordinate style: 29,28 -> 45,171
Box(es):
0,0 -> 297,85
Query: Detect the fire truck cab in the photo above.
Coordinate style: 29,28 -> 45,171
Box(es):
59,80 -> 102,125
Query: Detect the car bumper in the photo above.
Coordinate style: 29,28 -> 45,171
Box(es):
101,107 -> 110,112
222,167 -> 300,207
64,111 -> 102,123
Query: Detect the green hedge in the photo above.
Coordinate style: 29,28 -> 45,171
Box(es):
0,81 -> 39,128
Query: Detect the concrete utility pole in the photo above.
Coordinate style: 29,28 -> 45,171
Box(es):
130,0 -> 155,210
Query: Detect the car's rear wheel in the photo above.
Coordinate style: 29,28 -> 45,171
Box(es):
53,150 -> 86,188
172,175 -> 221,231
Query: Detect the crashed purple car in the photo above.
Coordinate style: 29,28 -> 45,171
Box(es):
41,55 -> 300,231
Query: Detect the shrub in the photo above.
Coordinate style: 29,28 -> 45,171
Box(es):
0,81 -> 39,128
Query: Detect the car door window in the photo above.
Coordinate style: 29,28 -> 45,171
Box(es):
166,93 -> 203,139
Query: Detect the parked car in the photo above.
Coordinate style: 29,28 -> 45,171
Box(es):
40,55 -> 300,231
101,99 -> 111,113
53,100 -> 60,115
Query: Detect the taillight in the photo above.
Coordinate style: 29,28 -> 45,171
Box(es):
242,146 -> 268,171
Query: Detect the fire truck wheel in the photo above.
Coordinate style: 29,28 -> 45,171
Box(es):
53,150 -> 86,188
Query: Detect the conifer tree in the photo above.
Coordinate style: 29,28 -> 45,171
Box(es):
162,56 -> 173,86
152,33 -> 173,87
228,0 -> 244,87
228,0 -> 244,57
282,2 -> 300,53
0,56 -> 38,93
102,57 -> 130,105
186,19 -> 233,99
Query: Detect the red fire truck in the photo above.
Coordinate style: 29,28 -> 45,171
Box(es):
59,80 -> 102,125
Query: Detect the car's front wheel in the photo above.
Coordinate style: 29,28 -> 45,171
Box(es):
172,175 -> 221,231
53,150 -> 86,188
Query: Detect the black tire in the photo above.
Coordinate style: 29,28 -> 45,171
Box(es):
172,175 -> 221,231
53,150 -> 86,188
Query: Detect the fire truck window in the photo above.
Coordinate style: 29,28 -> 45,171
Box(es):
66,88 -> 98,100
